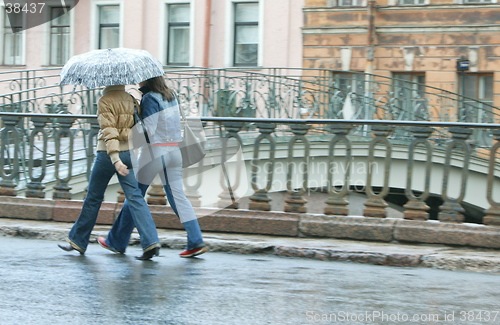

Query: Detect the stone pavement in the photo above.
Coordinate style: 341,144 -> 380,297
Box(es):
1,217 -> 500,274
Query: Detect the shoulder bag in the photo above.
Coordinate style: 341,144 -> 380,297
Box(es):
178,106 -> 206,168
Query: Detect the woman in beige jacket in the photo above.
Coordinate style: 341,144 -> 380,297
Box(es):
58,85 -> 161,260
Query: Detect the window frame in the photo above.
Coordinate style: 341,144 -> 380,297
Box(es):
1,9 -> 26,66
398,0 -> 427,5
330,72 -> 366,119
98,5 -> 120,49
160,0 -> 193,66
337,0 -> 367,7
48,6 -> 71,66
391,72 -> 427,120
232,1 -> 260,67
462,0 -> 496,3
458,73 -> 494,134
166,3 -> 191,66
91,0 -> 123,50
460,73 -> 494,103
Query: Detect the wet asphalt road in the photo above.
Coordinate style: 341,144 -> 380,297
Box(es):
1,236 -> 499,325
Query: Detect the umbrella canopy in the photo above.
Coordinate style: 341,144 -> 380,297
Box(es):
59,48 -> 164,88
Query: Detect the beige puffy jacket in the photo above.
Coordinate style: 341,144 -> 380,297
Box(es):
97,85 -> 137,164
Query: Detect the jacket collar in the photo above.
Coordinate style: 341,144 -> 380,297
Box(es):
103,85 -> 125,95
139,85 -> 151,95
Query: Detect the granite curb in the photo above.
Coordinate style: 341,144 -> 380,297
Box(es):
1,218 -> 500,274
2,197 -> 500,250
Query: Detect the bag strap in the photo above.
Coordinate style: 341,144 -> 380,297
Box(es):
130,94 -> 151,143
174,93 -> 187,122
130,94 -> 141,118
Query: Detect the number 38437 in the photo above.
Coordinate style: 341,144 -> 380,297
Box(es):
5,2 -> 46,14
459,311 -> 499,322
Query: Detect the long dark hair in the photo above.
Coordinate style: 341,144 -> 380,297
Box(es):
144,76 -> 175,101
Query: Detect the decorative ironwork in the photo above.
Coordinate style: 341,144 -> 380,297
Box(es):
363,125 -> 393,218
284,124 -> 310,213
438,127 -> 472,223
26,117 -> 49,198
484,130 -> 500,225
0,115 -> 21,196
1,67 -> 500,226
52,116 -> 75,200
403,127 -> 433,221
324,125 -> 352,216
249,123 -> 276,211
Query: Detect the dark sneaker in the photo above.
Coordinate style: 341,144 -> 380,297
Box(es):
136,247 -> 160,260
58,238 -> 85,255
179,246 -> 207,258
97,237 -> 124,254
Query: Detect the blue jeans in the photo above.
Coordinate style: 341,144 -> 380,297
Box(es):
68,151 -> 159,252
106,147 -> 204,252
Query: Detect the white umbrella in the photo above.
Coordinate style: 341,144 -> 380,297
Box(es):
59,48 -> 164,88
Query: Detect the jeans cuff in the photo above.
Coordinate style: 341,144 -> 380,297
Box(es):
187,242 -> 205,250
144,243 -> 161,252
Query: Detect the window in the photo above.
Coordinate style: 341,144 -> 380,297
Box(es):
460,74 -> 493,122
98,5 -> 119,49
3,11 -> 23,65
392,73 -> 427,120
338,0 -> 366,6
330,72 -> 366,119
49,7 -> 70,65
399,0 -> 425,5
233,2 -> 259,67
166,4 -> 190,66
463,0 -> 494,3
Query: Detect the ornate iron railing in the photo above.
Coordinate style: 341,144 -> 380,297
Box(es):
1,67 -> 498,122
0,112 -> 499,226
1,67 -> 499,225
1,67 -> 498,146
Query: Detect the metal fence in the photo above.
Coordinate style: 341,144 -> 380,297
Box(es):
1,67 -> 498,122
0,112 -> 499,225
1,68 -> 500,225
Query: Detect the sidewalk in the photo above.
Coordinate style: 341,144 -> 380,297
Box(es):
1,217 -> 500,274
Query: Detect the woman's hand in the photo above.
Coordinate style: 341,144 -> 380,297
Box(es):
114,161 -> 130,176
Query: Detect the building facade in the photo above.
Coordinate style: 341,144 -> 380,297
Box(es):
303,0 -> 500,110
0,0 -> 304,72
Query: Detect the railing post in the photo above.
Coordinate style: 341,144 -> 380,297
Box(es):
86,118 -> 100,181
324,124 -> 352,216
403,126 -> 433,220
83,118 -> 100,200
218,122 -> 243,209
249,123 -> 276,211
147,183 -> 167,205
0,116 -> 21,196
284,124 -> 310,213
484,129 -> 500,226
26,117 -> 49,198
52,117 -> 75,200
116,189 -> 125,203
184,163 -> 204,208
363,125 -> 393,218
438,127 -> 472,223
